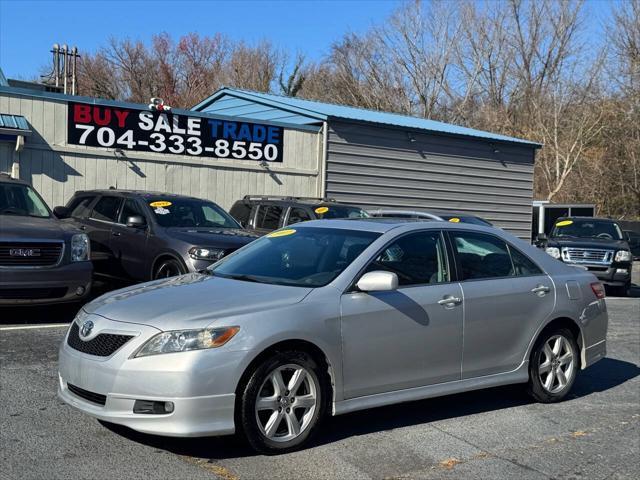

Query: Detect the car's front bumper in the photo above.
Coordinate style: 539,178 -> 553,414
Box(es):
57,313 -> 247,437
564,262 -> 631,287
0,261 -> 92,305
57,377 -> 236,437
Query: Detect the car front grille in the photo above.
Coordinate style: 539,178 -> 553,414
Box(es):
67,322 -> 134,357
0,287 -> 67,299
67,383 -> 107,406
562,248 -> 613,265
0,241 -> 64,267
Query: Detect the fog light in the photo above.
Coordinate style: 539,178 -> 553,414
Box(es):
616,268 -> 628,275
133,400 -> 174,414
75,286 -> 85,296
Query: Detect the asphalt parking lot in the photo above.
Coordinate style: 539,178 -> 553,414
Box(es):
1,276 -> 639,480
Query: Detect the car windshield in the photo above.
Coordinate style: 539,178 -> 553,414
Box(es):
147,197 -> 240,229
210,227 -> 381,287
0,182 -> 50,218
316,205 -> 369,219
551,219 -> 623,240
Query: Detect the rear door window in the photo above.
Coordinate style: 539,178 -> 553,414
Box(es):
90,196 -> 122,223
508,246 -> 543,276
256,205 -> 283,230
450,231 -> 513,280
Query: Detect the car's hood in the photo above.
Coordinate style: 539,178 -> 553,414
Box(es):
166,227 -> 258,249
84,273 -> 313,330
0,215 -> 80,240
548,237 -> 629,250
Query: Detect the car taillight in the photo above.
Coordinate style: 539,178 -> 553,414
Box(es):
590,282 -> 605,299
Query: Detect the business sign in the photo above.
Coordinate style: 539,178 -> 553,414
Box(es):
67,102 -> 284,162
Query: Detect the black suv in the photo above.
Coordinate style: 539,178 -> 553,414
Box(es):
536,217 -> 633,296
55,190 -> 257,282
0,175 -> 92,304
229,196 -> 369,235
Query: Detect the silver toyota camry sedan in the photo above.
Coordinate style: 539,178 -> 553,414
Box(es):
58,219 -> 608,454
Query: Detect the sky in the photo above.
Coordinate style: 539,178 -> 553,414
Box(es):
0,0 -> 399,79
0,0 -> 616,80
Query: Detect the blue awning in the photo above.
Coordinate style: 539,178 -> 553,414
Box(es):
0,114 -> 31,136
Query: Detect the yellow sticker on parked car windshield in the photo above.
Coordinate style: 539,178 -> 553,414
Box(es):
315,206 -> 329,214
150,201 -> 172,208
267,229 -> 296,238
449,217 -> 461,223
556,220 -> 573,227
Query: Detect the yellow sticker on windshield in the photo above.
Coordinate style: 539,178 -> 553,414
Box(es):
449,217 -> 461,223
150,201 -> 172,208
267,229 -> 296,238
315,206 -> 329,214
556,220 -> 573,227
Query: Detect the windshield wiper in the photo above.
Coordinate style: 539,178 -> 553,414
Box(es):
217,273 -> 264,283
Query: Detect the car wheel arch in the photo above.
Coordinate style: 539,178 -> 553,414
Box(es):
150,252 -> 188,279
528,316 -> 585,370
234,339 -> 337,414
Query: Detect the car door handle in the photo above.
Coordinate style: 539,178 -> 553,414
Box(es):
531,285 -> 550,295
438,295 -> 462,306
79,225 -> 87,230
111,231 -> 121,237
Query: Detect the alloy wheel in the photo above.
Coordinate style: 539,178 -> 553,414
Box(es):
538,335 -> 575,394
254,364 -> 318,442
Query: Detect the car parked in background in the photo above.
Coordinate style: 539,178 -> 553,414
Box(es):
229,195 -> 369,235
537,217 -> 632,296
367,208 -> 493,226
0,174 -> 92,305
55,189 -> 257,281
58,219 -> 607,454
624,230 -> 640,260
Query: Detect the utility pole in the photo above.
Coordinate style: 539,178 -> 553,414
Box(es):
48,44 -> 81,94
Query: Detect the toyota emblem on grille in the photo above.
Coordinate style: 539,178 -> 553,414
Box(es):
9,248 -> 41,257
80,320 -> 94,338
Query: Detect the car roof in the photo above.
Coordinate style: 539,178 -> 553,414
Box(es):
556,216 -> 619,223
0,174 -> 30,186
72,189 -> 207,202
239,196 -> 365,209
292,217 -> 499,234
369,208 -> 483,219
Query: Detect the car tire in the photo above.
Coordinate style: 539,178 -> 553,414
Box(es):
614,282 -> 630,297
153,258 -> 186,279
527,327 -> 579,403
237,350 -> 328,454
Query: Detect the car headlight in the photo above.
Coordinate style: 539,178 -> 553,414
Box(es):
134,326 -> 240,357
71,233 -> 90,262
545,247 -> 561,259
615,250 -> 631,262
189,247 -> 226,261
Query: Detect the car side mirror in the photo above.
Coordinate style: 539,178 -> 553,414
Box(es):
356,271 -> 398,292
535,233 -> 548,246
126,215 -> 146,228
53,206 -> 70,219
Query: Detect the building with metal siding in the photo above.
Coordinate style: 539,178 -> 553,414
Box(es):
195,88 -> 541,239
0,79 -> 540,239
0,85 -> 322,210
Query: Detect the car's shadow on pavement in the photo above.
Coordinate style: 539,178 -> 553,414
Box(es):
100,357 -> 640,459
